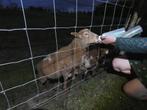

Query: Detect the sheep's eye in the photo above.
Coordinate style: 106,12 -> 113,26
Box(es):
84,32 -> 89,37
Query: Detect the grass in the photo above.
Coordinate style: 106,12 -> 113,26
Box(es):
41,71 -> 147,110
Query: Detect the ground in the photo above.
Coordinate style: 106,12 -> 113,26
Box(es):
35,69 -> 147,110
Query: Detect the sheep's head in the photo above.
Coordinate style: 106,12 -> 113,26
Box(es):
70,29 -> 99,47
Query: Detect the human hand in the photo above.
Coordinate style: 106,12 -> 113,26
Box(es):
100,36 -> 116,44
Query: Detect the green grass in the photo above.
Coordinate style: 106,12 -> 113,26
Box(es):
41,71 -> 147,110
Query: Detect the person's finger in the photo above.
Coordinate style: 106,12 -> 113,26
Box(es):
101,35 -> 107,40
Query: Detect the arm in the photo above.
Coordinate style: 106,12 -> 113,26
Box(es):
115,38 -> 147,54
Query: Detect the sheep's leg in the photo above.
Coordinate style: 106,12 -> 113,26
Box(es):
37,72 -> 48,86
63,71 -> 74,91
74,67 -> 79,75
64,79 -> 67,90
72,70 -> 76,80
62,72 -> 69,90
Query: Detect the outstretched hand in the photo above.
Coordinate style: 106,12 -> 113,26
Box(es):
100,36 -> 116,45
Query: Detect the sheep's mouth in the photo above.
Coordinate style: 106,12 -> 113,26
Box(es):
96,35 -> 103,43
88,37 -> 101,45
89,42 -> 99,46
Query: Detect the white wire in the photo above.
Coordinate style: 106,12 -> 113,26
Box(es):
109,0 -> 120,30
74,0 -> 78,69
0,25 -> 125,32
67,0 -> 78,104
0,47 -> 84,67
90,0 -> 95,29
53,0 -> 61,101
100,0 -> 109,34
117,0 -> 127,28
0,82 -> 11,109
0,58 -> 31,67
124,0 -> 135,27
96,0 -> 132,8
20,0 -> 40,95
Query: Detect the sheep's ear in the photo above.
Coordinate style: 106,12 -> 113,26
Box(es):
70,32 -> 80,37
71,32 -> 82,38
83,28 -> 89,31
70,32 -> 78,37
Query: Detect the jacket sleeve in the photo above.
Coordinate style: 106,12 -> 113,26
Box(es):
115,38 -> 147,54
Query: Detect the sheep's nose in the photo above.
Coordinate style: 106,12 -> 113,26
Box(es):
96,35 -> 102,43
96,35 -> 99,38
95,35 -> 100,43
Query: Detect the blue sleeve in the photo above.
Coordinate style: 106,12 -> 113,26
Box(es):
115,38 -> 147,54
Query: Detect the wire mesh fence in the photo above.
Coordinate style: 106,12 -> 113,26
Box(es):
0,0 -> 136,110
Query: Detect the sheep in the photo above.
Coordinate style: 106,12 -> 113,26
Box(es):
79,45 -> 100,77
36,29 -> 99,88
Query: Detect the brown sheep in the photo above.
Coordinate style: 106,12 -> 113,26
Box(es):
36,29 -> 99,88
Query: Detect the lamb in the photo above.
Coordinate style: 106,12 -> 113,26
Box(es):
36,29 -> 99,88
